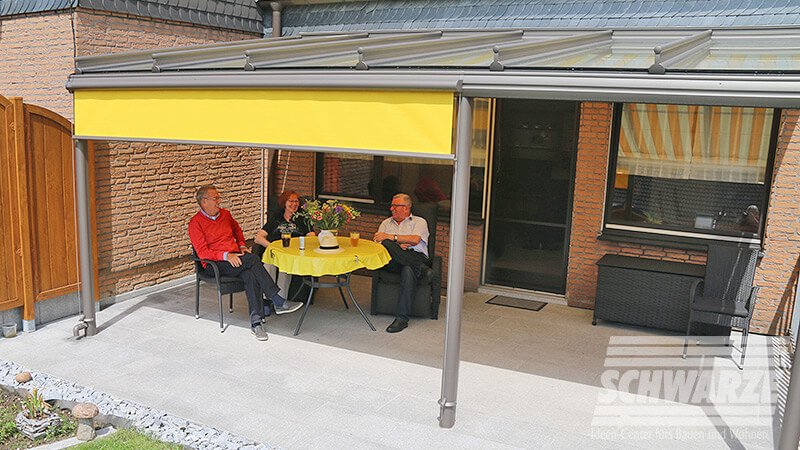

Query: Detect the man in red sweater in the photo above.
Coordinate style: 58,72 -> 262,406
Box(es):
189,185 -> 302,341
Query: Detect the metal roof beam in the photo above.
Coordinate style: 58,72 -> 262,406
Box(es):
66,68 -> 800,108
490,30 -> 613,71
463,70 -> 800,107
75,51 -> 157,74
152,35 -> 310,72
649,30 -> 713,75
74,37 -> 278,73
66,70 -> 463,92
356,30 -> 523,70
247,31 -> 443,69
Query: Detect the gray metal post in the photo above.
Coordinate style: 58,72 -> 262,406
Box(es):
779,336 -> 800,449
74,139 -> 97,337
438,95 -> 472,428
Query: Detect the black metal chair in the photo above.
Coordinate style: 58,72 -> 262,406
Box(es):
370,202 -> 442,319
191,247 -> 246,332
682,244 -> 760,368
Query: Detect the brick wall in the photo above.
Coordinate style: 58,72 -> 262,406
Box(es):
271,150 -> 316,199
74,9 -> 257,57
93,142 -> 263,298
753,110 -> 800,334
0,12 -> 76,119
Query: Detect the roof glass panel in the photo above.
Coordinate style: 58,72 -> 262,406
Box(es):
71,28 -> 800,74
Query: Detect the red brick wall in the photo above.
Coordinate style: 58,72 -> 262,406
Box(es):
74,9 -> 256,57
92,142 -> 263,297
754,110 -> 800,334
271,150 -> 316,199
0,12 -> 76,119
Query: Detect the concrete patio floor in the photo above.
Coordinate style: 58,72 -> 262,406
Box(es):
0,275 -> 789,449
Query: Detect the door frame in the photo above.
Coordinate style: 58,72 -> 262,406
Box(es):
480,98 -> 581,296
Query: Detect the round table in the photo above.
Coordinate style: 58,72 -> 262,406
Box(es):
264,237 -> 391,277
263,237 -> 391,335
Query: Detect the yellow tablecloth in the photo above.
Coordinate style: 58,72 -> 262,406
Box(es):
263,237 -> 391,277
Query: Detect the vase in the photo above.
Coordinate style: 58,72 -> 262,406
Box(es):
318,229 -> 339,249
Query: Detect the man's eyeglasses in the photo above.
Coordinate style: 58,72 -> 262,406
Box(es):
390,204 -> 408,208
204,196 -> 223,201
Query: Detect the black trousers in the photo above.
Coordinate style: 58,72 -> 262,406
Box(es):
380,240 -> 429,321
206,253 -> 280,326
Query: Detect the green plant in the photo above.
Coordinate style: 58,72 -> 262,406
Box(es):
45,411 -> 76,439
20,388 -> 51,420
0,419 -> 17,441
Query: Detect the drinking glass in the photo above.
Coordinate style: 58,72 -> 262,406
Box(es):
281,233 -> 291,247
350,232 -> 360,247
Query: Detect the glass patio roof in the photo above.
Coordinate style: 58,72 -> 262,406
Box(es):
74,27 -> 800,75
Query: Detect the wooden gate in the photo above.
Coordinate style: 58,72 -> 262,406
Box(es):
0,94 -> 79,322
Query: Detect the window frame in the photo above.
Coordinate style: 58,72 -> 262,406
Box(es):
314,153 -> 489,222
601,102 -> 780,248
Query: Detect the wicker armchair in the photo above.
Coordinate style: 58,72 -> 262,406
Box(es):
682,244 -> 760,368
370,202 -> 442,319
191,247 -> 246,332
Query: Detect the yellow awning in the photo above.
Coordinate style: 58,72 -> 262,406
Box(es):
74,89 -> 455,156
618,104 -> 772,183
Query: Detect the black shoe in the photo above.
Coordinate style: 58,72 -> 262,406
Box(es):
386,319 -> 408,333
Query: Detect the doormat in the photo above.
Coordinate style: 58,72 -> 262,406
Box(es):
486,295 -> 546,312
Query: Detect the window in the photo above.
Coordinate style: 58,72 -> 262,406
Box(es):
604,103 -> 777,242
317,98 -> 493,216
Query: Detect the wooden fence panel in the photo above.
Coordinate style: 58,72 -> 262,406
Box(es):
0,95 -> 33,316
0,93 -> 79,320
24,104 -> 79,302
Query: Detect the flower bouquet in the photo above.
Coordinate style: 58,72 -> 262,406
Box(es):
295,199 -> 361,249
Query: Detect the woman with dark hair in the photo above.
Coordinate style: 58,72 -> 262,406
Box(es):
252,191 -> 315,310
254,190 -> 315,246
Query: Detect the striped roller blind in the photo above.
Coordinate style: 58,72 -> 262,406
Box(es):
618,104 -> 772,184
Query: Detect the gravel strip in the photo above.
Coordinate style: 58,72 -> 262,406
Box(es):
1,358 -> 276,450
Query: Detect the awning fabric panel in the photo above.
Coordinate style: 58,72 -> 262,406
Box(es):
74,89 -> 455,155
617,103 -> 772,183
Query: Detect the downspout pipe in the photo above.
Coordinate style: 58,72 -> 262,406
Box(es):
270,1 -> 283,38
74,139 -> 97,337
254,0 -> 281,38
439,96 -> 472,428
